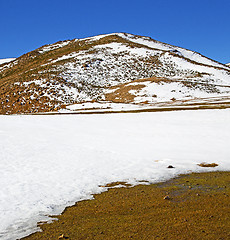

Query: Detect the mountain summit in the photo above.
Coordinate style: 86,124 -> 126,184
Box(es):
0,33 -> 230,114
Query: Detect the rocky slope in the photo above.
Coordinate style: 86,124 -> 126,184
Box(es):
0,33 -> 230,114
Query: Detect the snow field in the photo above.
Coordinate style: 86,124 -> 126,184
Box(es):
0,109 -> 230,239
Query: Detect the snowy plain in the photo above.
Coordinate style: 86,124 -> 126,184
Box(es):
0,109 -> 230,239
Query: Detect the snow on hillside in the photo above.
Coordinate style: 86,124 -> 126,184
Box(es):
119,33 -> 229,70
55,34 -> 230,93
0,58 -> 15,65
0,109 -> 230,240
0,33 -> 230,114
38,41 -> 71,54
37,34 -> 230,86
158,53 -> 230,85
48,35 -> 230,105
128,81 -> 230,104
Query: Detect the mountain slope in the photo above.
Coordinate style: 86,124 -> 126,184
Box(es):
0,33 -> 230,114
0,58 -> 15,65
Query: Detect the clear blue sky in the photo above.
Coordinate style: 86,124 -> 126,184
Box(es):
0,0 -> 229,63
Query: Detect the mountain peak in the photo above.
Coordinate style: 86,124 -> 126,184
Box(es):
0,33 -> 230,114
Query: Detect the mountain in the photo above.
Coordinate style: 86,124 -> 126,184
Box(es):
0,58 -> 15,65
0,33 -> 230,114
226,63 -> 230,66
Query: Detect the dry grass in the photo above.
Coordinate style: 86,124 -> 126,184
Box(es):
105,84 -> 146,103
198,163 -> 219,168
105,77 -> 171,103
22,171 -> 230,240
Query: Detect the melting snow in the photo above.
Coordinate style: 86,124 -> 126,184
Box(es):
0,109 -> 230,239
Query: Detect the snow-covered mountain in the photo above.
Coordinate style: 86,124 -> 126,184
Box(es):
0,58 -> 15,65
0,33 -> 230,114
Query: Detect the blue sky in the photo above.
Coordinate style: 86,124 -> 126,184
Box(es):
0,0 -> 229,63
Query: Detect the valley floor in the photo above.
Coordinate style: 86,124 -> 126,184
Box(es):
0,109 -> 229,239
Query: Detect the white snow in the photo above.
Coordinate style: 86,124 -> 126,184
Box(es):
130,81 -> 230,103
118,33 -> 229,70
0,109 -> 230,239
160,53 -> 230,86
78,33 -> 117,42
51,52 -> 80,63
0,58 -> 15,65
38,41 -> 70,54
62,102 -> 149,112
94,42 -> 156,58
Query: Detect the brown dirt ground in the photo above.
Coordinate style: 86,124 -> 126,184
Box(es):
105,77 -> 171,103
22,171 -> 230,240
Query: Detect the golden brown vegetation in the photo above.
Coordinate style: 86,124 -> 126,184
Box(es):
23,171 -> 230,240
198,163 -> 219,168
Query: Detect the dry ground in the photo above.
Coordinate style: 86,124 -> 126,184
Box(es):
22,171 -> 230,240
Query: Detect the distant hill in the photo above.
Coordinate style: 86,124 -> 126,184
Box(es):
0,33 -> 230,114
0,58 -> 15,65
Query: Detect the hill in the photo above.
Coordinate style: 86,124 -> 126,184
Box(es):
0,58 -> 15,65
0,33 -> 230,114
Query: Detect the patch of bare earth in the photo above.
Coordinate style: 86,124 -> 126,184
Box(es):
22,171 -> 230,240
105,77 -> 171,103
198,162 -> 219,167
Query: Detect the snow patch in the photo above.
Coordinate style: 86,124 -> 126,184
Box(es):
0,58 -> 15,65
38,41 -> 70,54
